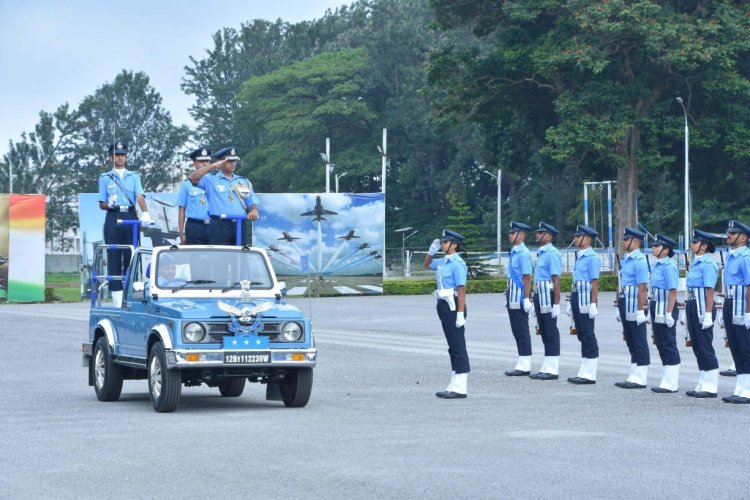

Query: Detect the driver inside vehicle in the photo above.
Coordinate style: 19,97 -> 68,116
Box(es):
157,254 -> 186,288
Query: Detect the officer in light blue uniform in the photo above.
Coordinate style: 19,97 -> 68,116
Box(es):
504,221 -> 535,377
615,227 -> 651,389
97,142 -> 152,307
530,222 -> 563,380
721,220 -> 750,404
188,146 -> 260,245
567,224 -> 600,385
649,234 -> 681,393
177,147 -> 211,245
424,229 -> 469,399
685,229 -> 720,398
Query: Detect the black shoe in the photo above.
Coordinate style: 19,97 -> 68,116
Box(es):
692,391 -> 718,399
437,391 -> 467,399
686,390 -> 697,397
505,369 -> 531,377
567,377 -> 596,385
724,395 -> 750,404
721,395 -> 737,403
651,387 -> 678,393
720,369 -> 737,377
615,381 -> 646,389
530,372 -> 559,380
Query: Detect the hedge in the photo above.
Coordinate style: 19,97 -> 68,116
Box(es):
384,274 -> 618,295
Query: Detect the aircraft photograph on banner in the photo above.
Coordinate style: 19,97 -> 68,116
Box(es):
253,193 -> 385,296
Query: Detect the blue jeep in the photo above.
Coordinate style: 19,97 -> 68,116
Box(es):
82,243 -> 316,412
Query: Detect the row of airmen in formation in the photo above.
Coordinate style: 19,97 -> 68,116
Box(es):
424,221 -> 750,404
97,144 -> 259,306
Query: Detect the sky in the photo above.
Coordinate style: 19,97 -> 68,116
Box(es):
0,0 -> 352,157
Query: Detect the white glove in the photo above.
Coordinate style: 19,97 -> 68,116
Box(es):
666,314 -> 675,328
588,303 -> 598,319
551,304 -> 560,318
139,211 -> 153,225
455,312 -> 466,328
108,195 -> 117,208
523,298 -> 533,314
745,313 -> 750,329
718,314 -> 724,328
636,310 -> 647,325
428,239 -> 441,256
566,302 -> 572,317
701,314 -> 713,330
615,309 -> 621,323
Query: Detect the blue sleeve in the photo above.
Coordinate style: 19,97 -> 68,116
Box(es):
176,182 -> 188,207
98,175 -> 107,203
249,192 -> 260,207
703,262 -> 718,288
520,252 -> 532,275
549,252 -> 562,276
133,174 -> 144,197
635,259 -> 649,284
666,264 -> 679,290
589,255 -> 600,280
429,258 -> 443,271
454,262 -> 468,287
742,257 -> 750,286
197,175 -> 209,191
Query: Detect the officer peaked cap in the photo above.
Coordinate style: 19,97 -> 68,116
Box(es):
508,221 -> 531,233
622,227 -> 646,241
189,147 -> 212,161
573,224 -> 598,238
727,220 -> 750,236
536,221 -> 559,236
108,142 -> 128,155
440,229 -> 465,243
213,146 -> 239,161
653,233 -> 678,257
691,229 -> 718,253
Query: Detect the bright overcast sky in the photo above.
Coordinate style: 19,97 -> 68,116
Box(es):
0,0 -> 352,157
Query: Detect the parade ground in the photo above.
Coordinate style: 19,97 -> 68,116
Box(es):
1,292 -> 745,499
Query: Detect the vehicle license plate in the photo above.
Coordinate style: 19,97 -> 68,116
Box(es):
223,351 -> 271,365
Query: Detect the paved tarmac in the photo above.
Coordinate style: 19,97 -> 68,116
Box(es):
0,293 -> 746,499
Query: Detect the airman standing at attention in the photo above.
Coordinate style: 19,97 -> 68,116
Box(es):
424,229 -> 469,399
530,222 -> 562,380
685,229 -> 720,398
615,228 -> 650,389
567,224 -> 600,385
648,234 -> 681,393
177,147 -> 211,245
97,142 -> 152,307
504,222 -> 534,377
188,146 -> 260,245
721,220 -> 750,404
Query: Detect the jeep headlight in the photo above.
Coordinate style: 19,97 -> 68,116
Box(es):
280,322 -> 303,342
184,322 -> 206,343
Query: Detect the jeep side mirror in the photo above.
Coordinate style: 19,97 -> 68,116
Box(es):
279,281 -> 287,298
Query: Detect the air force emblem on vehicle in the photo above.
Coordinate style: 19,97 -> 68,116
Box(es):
217,284 -> 272,335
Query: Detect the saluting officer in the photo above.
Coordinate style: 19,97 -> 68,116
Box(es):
97,142 -> 152,307
685,229 -> 721,398
504,222 -> 534,377
425,229 -> 469,399
567,224 -> 600,385
721,220 -> 750,404
188,146 -> 260,245
615,227 -> 650,389
177,147 -> 211,244
530,222 -> 562,380
649,234 -> 681,393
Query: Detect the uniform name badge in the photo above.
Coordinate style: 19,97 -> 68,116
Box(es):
433,288 -> 456,311
234,183 -> 252,200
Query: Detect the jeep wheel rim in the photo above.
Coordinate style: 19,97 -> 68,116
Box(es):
150,356 -> 162,400
94,348 -> 105,389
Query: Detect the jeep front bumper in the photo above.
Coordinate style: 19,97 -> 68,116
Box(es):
165,348 -> 317,369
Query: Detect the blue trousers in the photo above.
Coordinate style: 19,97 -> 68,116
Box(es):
104,210 -> 137,292
618,297 -> 649,366
436,300 -> 469,373
185,219 -> 210,244
571,291 -> 599,358
506,292 -> 532,356
533,291 -> 560,356
724,297 -> 750,374
685,299 -> 718,371
649,300 -> 680,366
209,217 -> 247,245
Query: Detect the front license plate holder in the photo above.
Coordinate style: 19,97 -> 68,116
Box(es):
223,351 -> 271,365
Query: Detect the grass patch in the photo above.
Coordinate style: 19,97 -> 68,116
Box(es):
46,272 -> 81,284
46,286 -> 83,303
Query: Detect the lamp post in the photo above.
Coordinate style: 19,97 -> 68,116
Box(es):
482,168 -> 501,276
377,128 -> 387,194
394,226 -> 418,276
335,172 -> 348,193
676,97 -> 690,257
319,137 -> 333,193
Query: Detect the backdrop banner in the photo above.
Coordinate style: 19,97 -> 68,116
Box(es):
1,194 -> 46,302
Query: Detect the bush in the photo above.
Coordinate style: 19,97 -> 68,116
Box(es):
384,274 -> 618,296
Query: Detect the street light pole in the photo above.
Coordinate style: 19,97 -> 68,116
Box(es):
482,168 -> 502,275
394,226 -> 417,276
677,97 -> 690,256
335,172 -> 348,193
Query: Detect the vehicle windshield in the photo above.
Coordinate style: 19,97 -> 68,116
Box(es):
154,249 -> 273,290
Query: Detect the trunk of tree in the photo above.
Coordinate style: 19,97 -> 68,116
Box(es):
614,125 -> 640,249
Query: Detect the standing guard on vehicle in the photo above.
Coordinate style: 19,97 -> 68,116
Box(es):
177,147 -> 212,245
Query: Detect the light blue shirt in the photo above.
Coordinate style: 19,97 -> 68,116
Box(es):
649,257 -> 679,290
430,253 -> 467,289
573,247 -> 600,282
686,254 -> 718,288
510,243 -> 533,278
534,243 -> 561,282
621,249 -> 649,286
176,179 -> 209,220
198,171 -> 260,218
98,169 -> 144,206
725,246 -> 750,286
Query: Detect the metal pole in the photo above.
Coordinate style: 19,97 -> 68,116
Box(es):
497,168 -> 501,274
684,106 -> 690,255
325,138 -> 331,194
583,183 -> 589,226
381,128 -> 387,194
607,181 -> 613,248
8,162 -> 12,193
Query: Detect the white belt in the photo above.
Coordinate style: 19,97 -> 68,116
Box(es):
433,288 -> 456,311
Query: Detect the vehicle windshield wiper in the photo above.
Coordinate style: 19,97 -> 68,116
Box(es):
172,279 -> 215,291
221,281 -> 245,293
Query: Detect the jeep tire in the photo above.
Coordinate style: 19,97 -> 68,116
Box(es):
280,368 -> 313,407
218,377 -> 245,397
93,337 -> 124,402
148,342 -> 181,413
